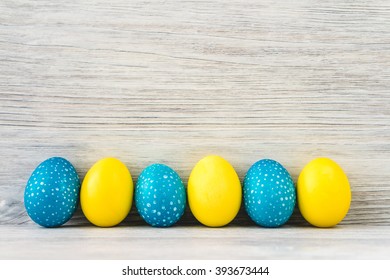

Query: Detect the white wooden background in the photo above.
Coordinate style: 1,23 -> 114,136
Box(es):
1,0 -> 390,259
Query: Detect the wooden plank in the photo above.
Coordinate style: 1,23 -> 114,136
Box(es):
0,225 -> 389,259
1,0 -> 390,228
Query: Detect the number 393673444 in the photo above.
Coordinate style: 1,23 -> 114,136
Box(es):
215,266 -> 269,276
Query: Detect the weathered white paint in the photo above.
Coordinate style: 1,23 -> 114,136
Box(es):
1,225 -> 389,259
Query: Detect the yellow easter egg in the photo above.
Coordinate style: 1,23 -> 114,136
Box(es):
81,158 -> 133,227
297,158 -> 351,227
188,155 -> 242,227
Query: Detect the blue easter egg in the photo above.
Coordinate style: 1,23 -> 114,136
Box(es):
244,159 -> 296,227
135,163 -> 186,227
24,157 -> 81,227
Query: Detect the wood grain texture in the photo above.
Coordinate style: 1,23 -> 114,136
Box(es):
1,225 -> 390,259
1,0 -> 390,230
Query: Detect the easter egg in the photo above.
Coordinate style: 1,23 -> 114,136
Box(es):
135,163 -> 186,227
297,158 -> 351,227
81,157 -> 133,227
243,159 -> 296,227
188,155 -> 241,227
24,157 -> 80,227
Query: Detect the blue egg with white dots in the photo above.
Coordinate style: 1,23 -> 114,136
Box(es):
135,163 -> 186,227
24,157 -> 81,228
244,159 -> 296,228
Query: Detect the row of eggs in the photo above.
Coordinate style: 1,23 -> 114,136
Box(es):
24,156 -> 351,228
